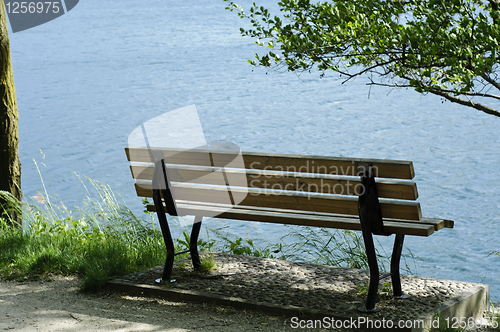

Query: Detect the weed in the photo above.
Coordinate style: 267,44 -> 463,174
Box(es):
356,281 -> 392,297
208,228 -> 284,259
177,230 -> 215,254
200,252 -> 217,272
489,302 -> 500,330
223,306 -> 236,315
175,231 -> 217,273
176,261 -> 187,270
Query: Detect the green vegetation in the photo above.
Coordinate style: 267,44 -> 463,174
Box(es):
356,281 -> 392,300
207,228 -> 285,259
176,230 -> 217,272
0,178 -> 167,292
283,227 -> 385,270
488,301 -> 500,330
203,226 -> 411,273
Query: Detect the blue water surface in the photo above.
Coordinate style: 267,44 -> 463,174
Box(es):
9,0 -> 500,298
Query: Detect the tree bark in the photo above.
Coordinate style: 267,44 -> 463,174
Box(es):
0,0 -> 21,226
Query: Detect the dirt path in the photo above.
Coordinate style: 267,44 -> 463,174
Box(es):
0,276 -> 290,331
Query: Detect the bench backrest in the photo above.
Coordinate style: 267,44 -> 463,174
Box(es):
125,146 -> 421,222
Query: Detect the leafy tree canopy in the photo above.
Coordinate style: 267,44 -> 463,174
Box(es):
225,0 -> 500,117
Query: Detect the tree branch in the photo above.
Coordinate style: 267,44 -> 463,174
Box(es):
428,88 -> 500,117
366,81 -> 412,88
481,73 -> 500,92
369,79 -> 500,100
431,87 -> 500,101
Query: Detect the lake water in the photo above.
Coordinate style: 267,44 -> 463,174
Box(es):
9,0 -> 500,298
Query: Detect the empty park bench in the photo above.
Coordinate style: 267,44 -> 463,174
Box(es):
125,145 -> 454,312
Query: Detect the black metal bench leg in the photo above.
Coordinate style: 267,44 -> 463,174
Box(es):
152,189 -> 176,284
358,228 -> 382,313
391,234 -> 409,299
159,215 -> 175,283
190,216 -> 203,270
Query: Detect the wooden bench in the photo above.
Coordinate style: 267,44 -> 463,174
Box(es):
125,145 -> 454,312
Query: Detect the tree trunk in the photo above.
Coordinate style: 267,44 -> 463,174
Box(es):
0,0 -> 22,226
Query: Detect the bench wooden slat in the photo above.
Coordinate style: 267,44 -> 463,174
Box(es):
147,201 -> 446,231
240,152 -> 415,180
136,182 -> 422,221
442,219 -> 454,228
208,202 -> 447,230
126,146 -> 213,167
145,202 -> 433,237
125,146 -> 415,179
130,164 -> 418,200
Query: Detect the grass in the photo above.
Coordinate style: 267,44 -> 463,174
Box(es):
0,175 -> 168,292
356,281 -> 392,296
281,226 -> 385,270
488,302 -> 500,330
